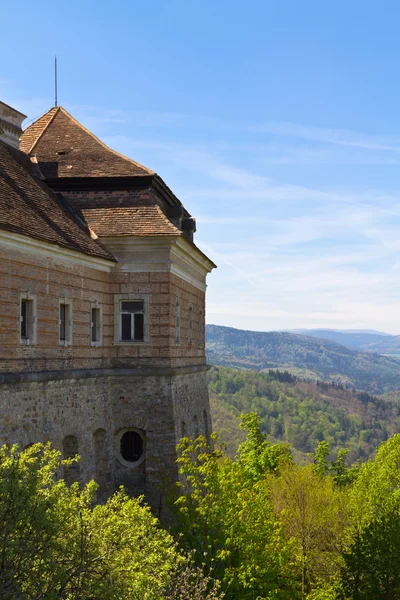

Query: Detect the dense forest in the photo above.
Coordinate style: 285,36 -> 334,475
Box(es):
8,423 -> 400,599
206,324 -> 400,393
209,366 -> 400,461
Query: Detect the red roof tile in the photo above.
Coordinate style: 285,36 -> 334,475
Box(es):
80,205 -> 181,237
20,107 -> 153,179
0,141 -> 115,262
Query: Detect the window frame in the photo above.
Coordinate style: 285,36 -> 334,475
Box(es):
58,297 -> 72,346
188,303 -> 193,345
90,302 -> 103,347
198,308 -> 204,347
113,293 -> 150,345
175,299 -> 181,346
19,293 -> 37,345
116,428 -> 145,468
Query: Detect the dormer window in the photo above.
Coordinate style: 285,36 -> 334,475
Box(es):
57,151 -> 67,156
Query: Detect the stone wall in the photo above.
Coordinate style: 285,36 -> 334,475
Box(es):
0,366 -> 210,517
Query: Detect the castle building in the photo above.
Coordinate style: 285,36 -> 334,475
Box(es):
0,100 -> 215,515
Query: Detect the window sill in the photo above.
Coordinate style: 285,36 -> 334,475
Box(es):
113,340 -> 150,346
20,338 -> 35,346
90,342 -> 102,348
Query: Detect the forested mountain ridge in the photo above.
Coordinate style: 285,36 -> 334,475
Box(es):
289,328 -> 400,355
206,324 -> 400,393
209,366 -> 400,462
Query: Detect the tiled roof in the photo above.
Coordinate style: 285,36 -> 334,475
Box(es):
0,141 -> 115,262
80,205 -> 181,237
20,107 -> 154,179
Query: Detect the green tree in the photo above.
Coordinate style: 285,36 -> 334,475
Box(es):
0,443 -> 180,599
339,509 -> 400,599
173,431 -> 297,599
269,464 -> 350,599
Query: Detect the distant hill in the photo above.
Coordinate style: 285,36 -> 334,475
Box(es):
287,328 -> 400,355
206,324 -> 400,393
209,366 -> 400,462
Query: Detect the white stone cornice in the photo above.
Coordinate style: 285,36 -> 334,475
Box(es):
0,230 -> 114,271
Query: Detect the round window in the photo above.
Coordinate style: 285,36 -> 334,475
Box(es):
120,430 -> 143,463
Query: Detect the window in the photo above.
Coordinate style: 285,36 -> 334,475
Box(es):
116,428 -> 145,467
59,299 -> 72,345
120,301 -> 144,342
114,294 -> 149,344
90,304 -> 102,346
19,294 -> 37,344
198,309 -> 204,346
175,300 -> 180,345
188,305 -> 193,345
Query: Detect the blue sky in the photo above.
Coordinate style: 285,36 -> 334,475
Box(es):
3,1 -> 400,333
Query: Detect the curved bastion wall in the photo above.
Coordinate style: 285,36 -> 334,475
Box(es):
0,367 -> 210,517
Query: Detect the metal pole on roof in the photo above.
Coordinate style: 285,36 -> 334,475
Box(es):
54,56 -> 58,107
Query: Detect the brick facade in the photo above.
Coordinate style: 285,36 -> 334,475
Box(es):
0,102 -> 216,516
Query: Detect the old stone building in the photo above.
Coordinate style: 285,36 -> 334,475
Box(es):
0,100 -> 215,516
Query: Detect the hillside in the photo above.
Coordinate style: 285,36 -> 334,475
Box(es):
209,366 -> 400,462
206,324 -> 400,393
289,328 -> 400,356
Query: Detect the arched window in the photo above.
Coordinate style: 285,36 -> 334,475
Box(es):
203,410 -> 210,441
62,435 -> 80,486
181,421 -> 187,438
188,305 -> 193,345
175,299 -> 180,345
94,428 -> 111,499
193,415 -> 199,438
117,429 -> 145,467
198,309 -> 203,346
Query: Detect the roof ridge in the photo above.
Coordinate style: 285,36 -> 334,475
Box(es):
23,107 -> 60,155
57,107 -> 154,175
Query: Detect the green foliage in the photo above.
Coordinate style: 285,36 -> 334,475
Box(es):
310,441 -> 360,486
209,366 -> 400,462
173,434 -> 298,599
269,464 -> 351,597
0,443 -> 184,600
339,509 -> 400,599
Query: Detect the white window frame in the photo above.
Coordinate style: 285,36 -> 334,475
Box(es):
19,292 -> 37,345
58,297 -> 72,346
113,293 -> 150,345
188,303 -> 193,345
175,299 -> 181,345
90,301 -> 103,347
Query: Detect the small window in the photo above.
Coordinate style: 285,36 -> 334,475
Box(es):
198,309 -> 203,346
120,431 -> 143,463
91,306 -> 102,345
175,300 -> 180,345
120,300 -> 144,342
188,305 -> 193,345
59,300 -> 72,344
19,294 -> 37,345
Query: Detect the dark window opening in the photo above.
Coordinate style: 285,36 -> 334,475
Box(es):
120,300 -> 144,341
59,303 -> 66,341
120,431 -> 143,463
91,307 -> 100,342
21,299 -> 29,339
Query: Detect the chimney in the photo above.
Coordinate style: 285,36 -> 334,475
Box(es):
0,101 -> 27,149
